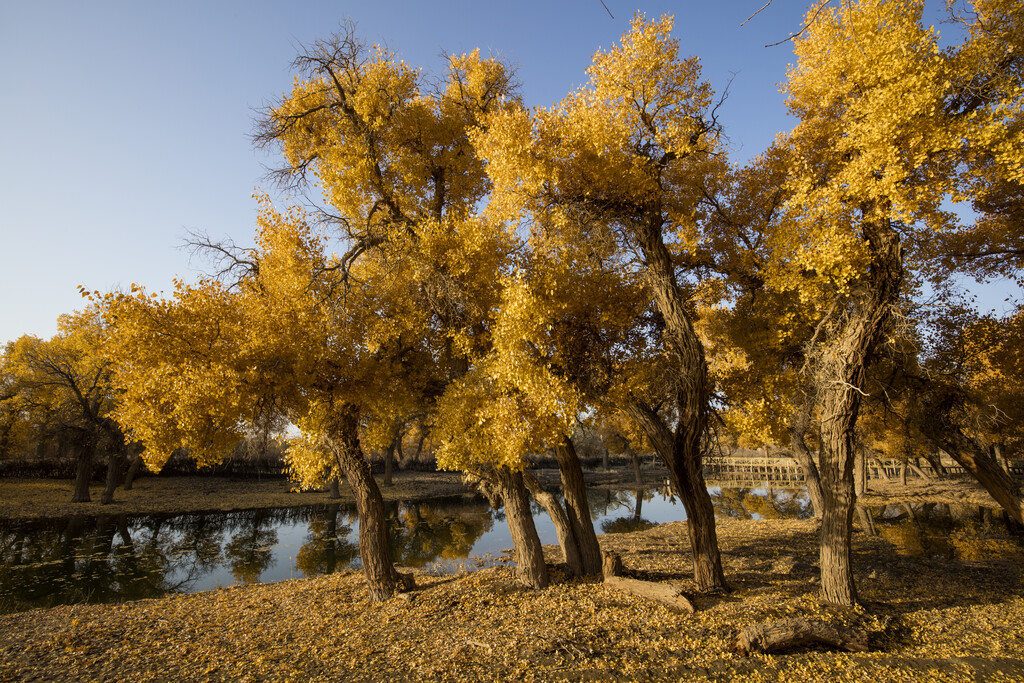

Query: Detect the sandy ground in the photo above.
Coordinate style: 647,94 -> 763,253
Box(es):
1,514 -> 1021,682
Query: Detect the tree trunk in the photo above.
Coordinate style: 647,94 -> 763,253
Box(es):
812,217 -> 901,607
629,208 -> 728,594
817,401 -> 859,606
628,401 -> 728,593
328,476 -> 341,500
602,446 -> 610,472
495,467 -> 548,588
123,451 -> 143,490
872,457 -> 891,481
734,618 -> 869,655
71,443 -> 94,503
330,406 -> 408,602
993,443 -> 1010,475
790,392 -> 825,517
855,504 -> 877,536
626,444 -> 643,485
922,421 -> 1024,525
383,437 -> 395,488
554,440 -> 602,576
413,433 -> 426,465
908,459 -> 931,480
924,451 -> 948,478
854,445 -> 866,497
523,471 -> 583,576
100,451 -> 126,505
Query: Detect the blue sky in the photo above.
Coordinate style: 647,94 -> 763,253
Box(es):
0,0 -> 1006,345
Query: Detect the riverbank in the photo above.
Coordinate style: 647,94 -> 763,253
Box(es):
1,515 -> 1021,682
0,472 -> 471,522
0,466 -> 667,522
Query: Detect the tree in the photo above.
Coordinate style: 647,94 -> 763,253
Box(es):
766,0 -> 1023,605
105,204 -> 429,601
258,26 -> 612,587
476,14 -> 729,593
4,309 -> 127,503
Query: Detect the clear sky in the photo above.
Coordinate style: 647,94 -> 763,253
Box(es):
0,0 -> 1004,345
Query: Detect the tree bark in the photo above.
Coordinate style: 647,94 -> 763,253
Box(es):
383,437 -> 395,488
922,421 -> 1024,524
993,443 -> 1010,475
100,450 -> 126,505
854,445 -> 867,497
734,618 -> 869,655
627,208 -> 728,594
626,444 -> 644,485
495,467 -> 549,588
523,471 -> 583,576
604,576 -> 696,614
908,459 -> 931,480
789,392 -> 825,517
71,443 -> 94,503
328,476 -> 341,500
123,451 -> 143,490
554,440 -> 602,576
628,400 -> 728,593
813,218 -> 901,607
329,406 -> 409,602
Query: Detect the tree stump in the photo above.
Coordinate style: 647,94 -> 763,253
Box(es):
734,618 -> 869,655
602,551 -> 623,579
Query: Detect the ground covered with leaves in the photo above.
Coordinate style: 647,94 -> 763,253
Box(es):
1,515 -> 1022,682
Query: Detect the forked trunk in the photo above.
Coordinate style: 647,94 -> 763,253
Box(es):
554,440 -> 602,576
330,407 -> 406,602
495,467 -> 548,588
523,471 -> 583,576
71,444 -> 94,503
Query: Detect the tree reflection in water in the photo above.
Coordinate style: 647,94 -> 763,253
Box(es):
601,489 -> 658,533
872,502 -> 1024,561
295,504 -> 358,576
10,487 -> 953,614
0,497 -> 502,613
709,487 -> 811,520
386,499 -> 494,570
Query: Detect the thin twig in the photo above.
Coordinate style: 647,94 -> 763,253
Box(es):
741,0 -> 774,27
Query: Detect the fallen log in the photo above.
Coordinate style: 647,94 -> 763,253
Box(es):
734,618 -> 869,655
604,576 -> 695,614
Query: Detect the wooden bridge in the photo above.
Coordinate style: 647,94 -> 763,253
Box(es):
702,453 -> 1023,488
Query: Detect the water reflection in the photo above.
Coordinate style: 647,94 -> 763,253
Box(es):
2,487 -> 1019,614
872,502 -> 1024,562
